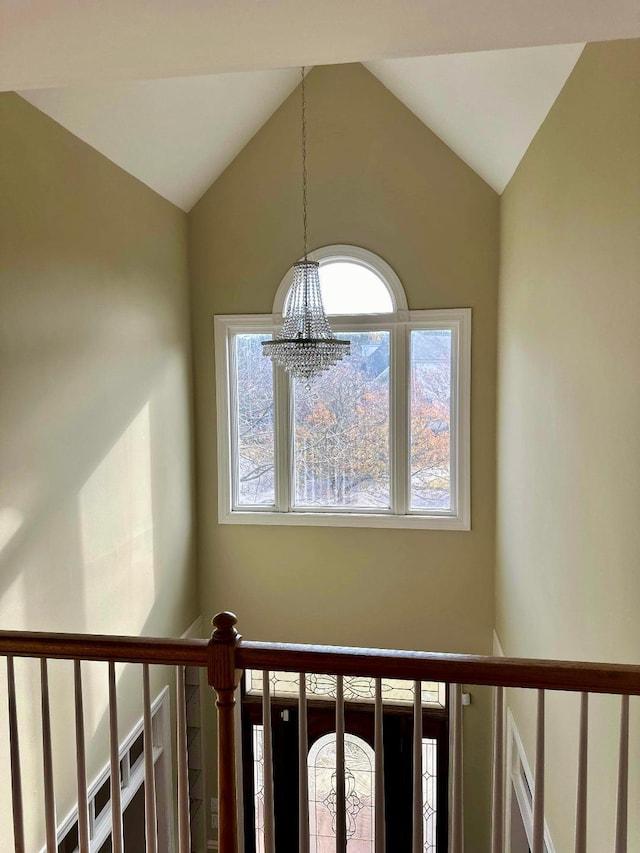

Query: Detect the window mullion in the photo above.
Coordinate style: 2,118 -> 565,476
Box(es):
274,362 -> 291,511
391,323 -> 409,515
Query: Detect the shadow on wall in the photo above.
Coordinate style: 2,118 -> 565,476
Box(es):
0,90 -> 196,850
0,354 -> 194,851
0,357 -> 166,629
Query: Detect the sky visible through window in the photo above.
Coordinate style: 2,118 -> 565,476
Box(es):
320,261 -> 393,314
284,261 -> 394,315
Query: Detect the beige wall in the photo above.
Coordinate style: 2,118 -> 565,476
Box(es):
189,63 -> 499,848
497,39 -> 640,851
0,93 -> 197,849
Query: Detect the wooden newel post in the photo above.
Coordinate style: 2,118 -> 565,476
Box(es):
209,612 -> 242,853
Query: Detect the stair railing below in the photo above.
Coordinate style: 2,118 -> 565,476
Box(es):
0,629 -> 209,853
1,613 -> 640,853
210,612 -> 640,853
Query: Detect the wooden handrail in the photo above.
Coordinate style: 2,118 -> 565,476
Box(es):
1,626 -> 639,695
236,641 -> 640,696
2,615 -> 640,853
0,630 -> 209,666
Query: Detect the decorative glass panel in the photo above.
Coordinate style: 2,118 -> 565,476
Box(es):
293,331 -> 390,509
234,334 -> 275,506
308,733 -> 375,852
253,725 -> 265,853
410,330 -> 452,511
422,738 -> 438,852
246,671 -> 445,708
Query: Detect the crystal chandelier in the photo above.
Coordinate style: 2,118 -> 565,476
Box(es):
262,68 -> 350,386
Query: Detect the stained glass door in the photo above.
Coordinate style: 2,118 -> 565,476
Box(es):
308,732 -> 375,852
242,696 -> 448,852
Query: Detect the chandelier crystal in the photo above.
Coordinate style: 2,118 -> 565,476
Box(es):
262,260 -> 350,385
262,68 -> 350,386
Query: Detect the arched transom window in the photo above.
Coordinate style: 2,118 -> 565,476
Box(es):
274,246 -> 406,317
318,261 -> 392,314
214,245 -> 470,529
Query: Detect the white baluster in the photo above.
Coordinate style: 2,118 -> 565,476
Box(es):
574,693 -> 588,853
234,681 -> 246,853
108,662 -> 123,853
449,684 -> 463,853
532,690 -> 545,853
143,664 -> 158,853
176,665 -> 191,853
74,661 -> 90,853
374,678 -> 386,853
413,680 -> 423,853
40,659 -> 57,852
491,686 -> 505,853
262,671 -> 276,853
7,656 -> 25,853
614,695 -> 629,853
336,675 -> 347,853
299,674 -> 310,853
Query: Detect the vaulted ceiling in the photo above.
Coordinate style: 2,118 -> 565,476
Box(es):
19,70 -> 303,211
6,2 -> 638,209
2,0 -> 638,90
366,44 -> 585,193
18,44 -> 583,209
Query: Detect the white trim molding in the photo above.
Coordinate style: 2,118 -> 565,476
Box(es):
493,630 -> 506,658
506,709 -> 556,853
181,616 -> 204,640
46,686 -> 173,853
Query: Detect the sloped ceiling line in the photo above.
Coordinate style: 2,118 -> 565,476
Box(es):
18,44 -> 584,209
2,0 -> 637,91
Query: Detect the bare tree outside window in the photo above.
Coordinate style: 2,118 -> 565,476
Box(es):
294,332 -> 390,509
235,334 -> 275,506
410,330 -> 452,510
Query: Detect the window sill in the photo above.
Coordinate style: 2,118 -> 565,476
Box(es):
219,510 -> 470,531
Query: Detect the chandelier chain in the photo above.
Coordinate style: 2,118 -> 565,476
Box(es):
261,65 -> 350,386
301,66 -> 308,260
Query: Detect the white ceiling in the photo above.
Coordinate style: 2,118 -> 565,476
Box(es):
19,70 -> 301,211
18,42 -> 586,209
7,1 -> 639,209
366,44 -> 585,192
2,0 -> 639,91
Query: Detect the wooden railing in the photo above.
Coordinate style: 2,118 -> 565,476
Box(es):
0,630 -> 210,853
210,613 -> 640,853
1,612 -> 640,852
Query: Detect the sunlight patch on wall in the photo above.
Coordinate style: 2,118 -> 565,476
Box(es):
80,402 -> 155,633
0,564 -> 26,630
0,507 -> 23,555
79,402 -> 156,738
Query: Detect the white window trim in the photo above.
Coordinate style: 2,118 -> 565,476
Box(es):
214,307 -> 471,531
